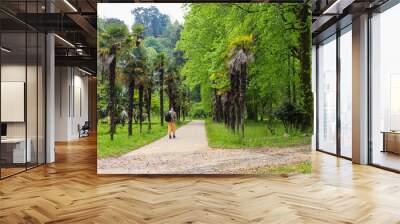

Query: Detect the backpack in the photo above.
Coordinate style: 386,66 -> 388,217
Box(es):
164,112 -> 172,122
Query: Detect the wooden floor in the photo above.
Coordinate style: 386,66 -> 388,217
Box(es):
1,136 -> 400,223
372,150 -> 400,171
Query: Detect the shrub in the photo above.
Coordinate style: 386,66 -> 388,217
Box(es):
189,103 -> 208,119
274,101 -> 307,133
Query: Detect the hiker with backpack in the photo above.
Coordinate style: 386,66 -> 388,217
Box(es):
165,107 -> 177,139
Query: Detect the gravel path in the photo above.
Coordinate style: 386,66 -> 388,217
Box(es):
97,121 -> 310,174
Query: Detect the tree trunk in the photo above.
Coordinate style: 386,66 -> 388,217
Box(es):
216,94 -> 223,122
246,100 -> 258,121
108,45 -> 117,140
147,87 -> 152,131
138,85 -> 144,133
223,93 -> 229,127
167,81 -> 175,112
239,63 -> 247,138
234,69 -> 240,133
127,79 -> 135,136
160,65 -> 164,126
298,3 -> 312,128
229,71 -> 237,132
213,88 -> 223,122
287,52 -> 292,104
177,106 -> 181,121
292,55 -> 297,104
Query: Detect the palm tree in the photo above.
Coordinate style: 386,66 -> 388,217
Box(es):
145,83 -> 152,131
98,21 -> 129,140
122,52 -> 135,136
156,53 -> 166,126
226,35 -> 253,138
136,69 -> 151,133
165,65 -> 175,111
145,65 -> 156,131
123,24 -> 145,136
165,63 -> 182,120
128,24 -> 147,133
141,47 -> 158,132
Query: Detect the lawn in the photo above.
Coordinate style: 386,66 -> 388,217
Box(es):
98,119 -> 188,158
205,119 -> 311,148
244,161 -> 312,175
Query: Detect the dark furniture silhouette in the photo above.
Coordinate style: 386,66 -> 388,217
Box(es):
78,121 -> 90,138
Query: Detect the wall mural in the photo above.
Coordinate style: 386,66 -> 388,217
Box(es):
96,3 -> 313,175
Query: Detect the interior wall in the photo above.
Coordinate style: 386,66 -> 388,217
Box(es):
88,77 -> 97,132
1,64 -> 35,138
71,71 -> 89,138
55,67 -> 89,141
55,66 -> 69,141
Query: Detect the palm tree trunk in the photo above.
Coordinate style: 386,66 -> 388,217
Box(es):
229,69 -> 237,132
128,79 -> 135,136
139,85 -> 144,133
167,83 -> 173,110
213,88 -> 223,122
108,45 -> 117,140
160,66 -> 164,126
147,87 -> 151,131
239,63 -> 247,138
287,52 -> 292,104
234,72 -> 240,133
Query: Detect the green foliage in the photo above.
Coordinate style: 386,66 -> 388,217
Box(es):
98,9 -> 191,139
131,6 -> 170,37
97,82 -> 108,120
177,4 -> 312,129
98,18 -> 129,53
98,4 -> 312,143
274,101 -> 308,132
144,36 -> 165,53
210,72 -> 229,94
98,119 -> 188,158
132,23 -> 145,37
189,102 -> 208,119
226,34 -> 253,58
247,161 -> 311,175
205,119 -> 311,148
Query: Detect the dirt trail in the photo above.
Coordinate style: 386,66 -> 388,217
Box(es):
97,120 -> 310,174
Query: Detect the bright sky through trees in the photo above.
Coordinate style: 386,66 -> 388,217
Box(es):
98,3 -> 185,28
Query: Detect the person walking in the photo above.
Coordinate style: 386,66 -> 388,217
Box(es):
165,107 -> 177,139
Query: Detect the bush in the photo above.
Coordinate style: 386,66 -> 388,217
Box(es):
274,101 -> 307,133
189,103 -> 208,119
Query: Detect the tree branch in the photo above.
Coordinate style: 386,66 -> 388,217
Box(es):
232,4 -> 269,14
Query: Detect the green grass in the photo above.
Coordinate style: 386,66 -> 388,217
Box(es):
97,119 -> 188,158
205,119 -> 311,148
253,161 -> 312,175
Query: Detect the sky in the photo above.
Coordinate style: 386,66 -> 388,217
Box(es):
98,3 -> 186,28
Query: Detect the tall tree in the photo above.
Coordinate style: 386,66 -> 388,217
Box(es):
98,19 -> 129,140
122,24 -> 145,136
145,47 -> 158,131
226,35 -> 253,137
177,3 -> 311,133
131,6 -> 170,37
297,1 -> 312,127
131,24 -> 148,133
156,53 -> 166,126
